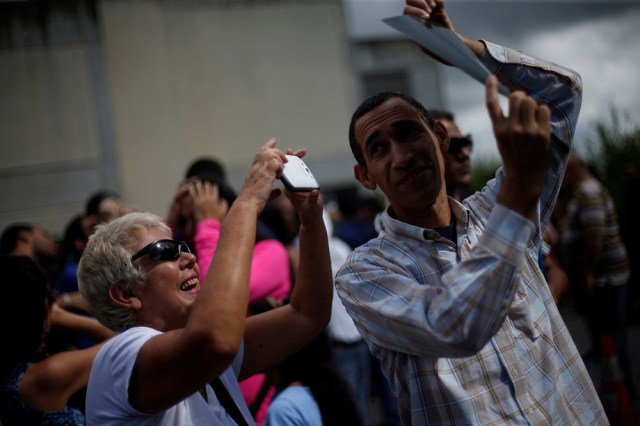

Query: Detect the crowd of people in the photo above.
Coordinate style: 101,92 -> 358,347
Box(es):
1,0 -> 637,425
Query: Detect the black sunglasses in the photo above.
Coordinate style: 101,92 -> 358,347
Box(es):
448,135 -> 473,154
131,239 -> 191,262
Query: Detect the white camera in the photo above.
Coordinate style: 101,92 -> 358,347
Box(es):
280,155 -> 320,192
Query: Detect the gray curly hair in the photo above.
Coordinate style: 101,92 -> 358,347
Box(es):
78,212 -> 172,331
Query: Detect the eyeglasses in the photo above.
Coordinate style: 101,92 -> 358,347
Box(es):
448,135 -> 473,154
131,239 -> 192,262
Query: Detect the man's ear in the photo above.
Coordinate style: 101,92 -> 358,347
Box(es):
434,120 -> 450,156
109,283 -> 142,310
354,164 -> 377,191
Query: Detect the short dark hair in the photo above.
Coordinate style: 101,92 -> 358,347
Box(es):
86,190 -> 121,216
348,92 -> 434,167
0,224 -> 33,255
184,157 -> 236,204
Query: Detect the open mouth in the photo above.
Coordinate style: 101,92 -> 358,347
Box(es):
180,277 -> 199,292
398,167 -> 426,186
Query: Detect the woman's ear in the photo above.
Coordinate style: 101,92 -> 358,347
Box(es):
354,164 -> 377,191
109,283 -> 142,310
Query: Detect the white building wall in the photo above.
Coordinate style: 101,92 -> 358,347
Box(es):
0,0 -> 441,237
101,1 -> 356,220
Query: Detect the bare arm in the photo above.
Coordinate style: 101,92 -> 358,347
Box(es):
241,152 -> 333,379
50,302 -> 116,342
20,342 -> 107,412
130,138 -> 286,413
55,291 -> 88,312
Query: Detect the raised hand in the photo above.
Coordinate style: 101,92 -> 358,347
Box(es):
190,180 -> 229,223
236,137 -> 287,214
404,0 -> 453,31
486,75 -> 552,218
282,149 -> 324,227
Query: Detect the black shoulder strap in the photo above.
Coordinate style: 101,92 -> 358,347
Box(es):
210,377 -> 250,426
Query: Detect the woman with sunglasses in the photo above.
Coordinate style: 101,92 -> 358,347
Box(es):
77,138 -> 333,425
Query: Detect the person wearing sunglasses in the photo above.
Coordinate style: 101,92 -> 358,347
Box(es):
77,138 -> 333,425
430,109 -> 474,202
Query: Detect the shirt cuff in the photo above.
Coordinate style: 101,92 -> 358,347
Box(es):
480,40 -> 542,72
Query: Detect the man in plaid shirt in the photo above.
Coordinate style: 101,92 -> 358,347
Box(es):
335,0 -> 606,424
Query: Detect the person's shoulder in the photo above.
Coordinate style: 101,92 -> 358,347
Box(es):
269,386 -> 316,413
348,235 -> 383,255
98,327 -> 159,359
267,386 -> 321,426
335,235 -> 389,275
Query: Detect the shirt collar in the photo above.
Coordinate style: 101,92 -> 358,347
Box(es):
382,197 -> 470,245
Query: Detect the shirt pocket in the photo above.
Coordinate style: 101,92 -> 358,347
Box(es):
508,278 -> 540,340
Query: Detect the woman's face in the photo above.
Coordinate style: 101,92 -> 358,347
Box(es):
130,228 -> 201,331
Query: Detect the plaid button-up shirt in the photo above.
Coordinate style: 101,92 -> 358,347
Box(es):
335,42 -> 606,425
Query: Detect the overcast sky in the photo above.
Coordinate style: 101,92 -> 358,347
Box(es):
345,0 -> 640,161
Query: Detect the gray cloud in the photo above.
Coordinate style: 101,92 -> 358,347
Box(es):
440,2 -> 640,160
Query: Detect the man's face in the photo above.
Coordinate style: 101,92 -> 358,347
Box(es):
353,98 -> 447,215
440,119 -> 472,189
31,226 -> 59,259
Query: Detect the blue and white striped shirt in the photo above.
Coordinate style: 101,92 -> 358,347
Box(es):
336,42 -> 606,425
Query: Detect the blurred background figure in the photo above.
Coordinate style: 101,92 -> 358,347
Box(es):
49,213 -> 99,353
430,109 -> 474,202
554,153 -> 636,400
54,213 -> 98,314
0,222 -> 61,283
166,157 -> 237,249
51,189 -> 135,352
0,255 -> 114,425
334,189 -> 384,251
264,331 -> 361,426
541,223 -> 570,306
622,162 -> 640,325
0,223 -> 59,261
85,189 -> 137,225
323,205 -> 371,425
328,190 -> 400,425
